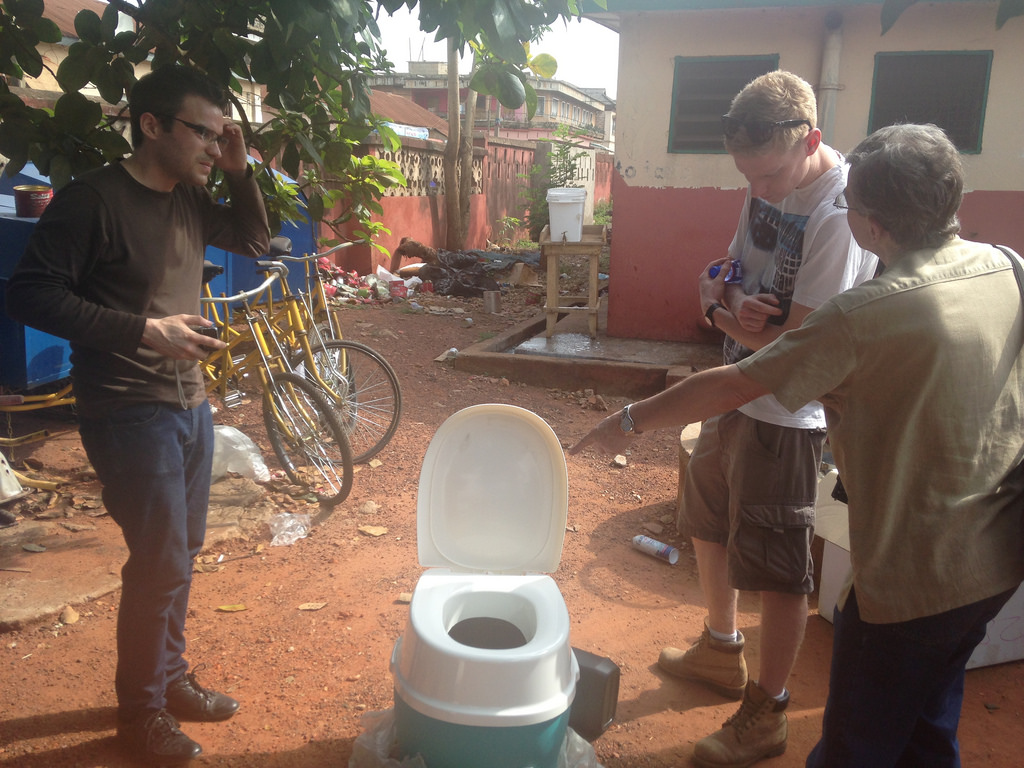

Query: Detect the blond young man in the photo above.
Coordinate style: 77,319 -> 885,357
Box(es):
653,71 -> 876,767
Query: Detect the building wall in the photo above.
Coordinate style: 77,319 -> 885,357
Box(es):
608,2 -> 1024,341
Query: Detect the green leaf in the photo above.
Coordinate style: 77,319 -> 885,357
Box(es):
11,0 -> 46,18
93,64 -> 125,105
93,129 -> 131,159
74,10 -> 103,45
528,52 -> 557,79
49,153 -> 73,190
282,141 -> 300,179
53,91 -> 101,134
56,47 -> 93,93
523,81 -> 537,120
13,41 -> 44,79
294,130 -> 324,166
307,192 -> 325,221
492,69 -> 527,109
110,31 -> 138,55
29,16 -> 62,44
100,3 -> 121,44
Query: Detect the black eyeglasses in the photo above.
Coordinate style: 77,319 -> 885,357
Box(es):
162,115 -> 229,149
833,191 -> 851,210
721,115 -> 813,145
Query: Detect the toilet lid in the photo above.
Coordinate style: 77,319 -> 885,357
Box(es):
417,404 -> 568,573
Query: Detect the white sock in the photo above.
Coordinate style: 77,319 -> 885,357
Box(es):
708,626 -> 738,643
754,681 -> 788,701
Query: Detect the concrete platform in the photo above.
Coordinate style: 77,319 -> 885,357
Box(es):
454,304 -> 721,398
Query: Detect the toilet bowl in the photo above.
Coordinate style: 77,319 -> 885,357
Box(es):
391,404 -> 577,768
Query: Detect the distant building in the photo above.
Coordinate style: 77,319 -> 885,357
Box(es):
367,61 -> 615,151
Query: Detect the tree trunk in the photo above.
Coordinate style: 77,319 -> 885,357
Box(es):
443,39 -> 464,251
457,79 -> 478,250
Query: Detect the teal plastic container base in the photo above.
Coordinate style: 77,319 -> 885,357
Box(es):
394,695 -> 570,768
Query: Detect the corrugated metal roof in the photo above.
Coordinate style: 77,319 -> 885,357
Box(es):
369,90 -> 450,138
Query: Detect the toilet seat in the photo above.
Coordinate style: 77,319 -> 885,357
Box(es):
394,571 -> 574,725
416,403 -> 568,573
393,404 -> 577,727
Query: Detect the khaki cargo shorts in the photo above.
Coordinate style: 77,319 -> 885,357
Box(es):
680,410 -> 825,594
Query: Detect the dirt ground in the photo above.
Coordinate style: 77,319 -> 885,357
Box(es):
1,271 -> 1022,768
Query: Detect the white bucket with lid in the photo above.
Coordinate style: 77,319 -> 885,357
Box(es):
547,187 -> 586,242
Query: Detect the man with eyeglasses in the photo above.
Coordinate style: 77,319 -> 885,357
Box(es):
6,64 -> 270,764
573,122 -> 1023,768
648,70 -> 876,767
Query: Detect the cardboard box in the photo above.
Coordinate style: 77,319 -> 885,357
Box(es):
815,471 -> 1024,669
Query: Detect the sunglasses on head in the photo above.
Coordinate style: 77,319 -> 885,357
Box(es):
721,115 -> 813,145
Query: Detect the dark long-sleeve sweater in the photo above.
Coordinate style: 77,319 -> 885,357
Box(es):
5,162 -> 270,417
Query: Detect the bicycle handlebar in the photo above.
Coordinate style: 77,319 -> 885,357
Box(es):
275,241 -> 365,263
201,262 -> 286,306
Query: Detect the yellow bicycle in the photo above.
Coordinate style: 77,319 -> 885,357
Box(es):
251,240 -> 403,463
200,263 -> 354,505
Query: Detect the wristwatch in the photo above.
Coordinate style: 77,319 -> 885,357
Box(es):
620,403 -> 641,434
704,302 -> 724,328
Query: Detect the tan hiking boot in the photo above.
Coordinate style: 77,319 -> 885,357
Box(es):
658,621 -> 748,699
693,681 -> 788,768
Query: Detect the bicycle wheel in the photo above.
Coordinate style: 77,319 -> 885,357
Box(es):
262,372 -> 354,506
291,340 -> 402,463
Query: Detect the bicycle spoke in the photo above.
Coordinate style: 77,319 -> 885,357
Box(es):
292,340 -> 402,463
263,372 -> 353,506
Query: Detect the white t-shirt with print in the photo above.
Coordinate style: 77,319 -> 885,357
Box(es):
725,157 -> 877,429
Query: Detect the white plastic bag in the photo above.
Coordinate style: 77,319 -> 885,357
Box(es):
375,264 -> 400,284
348,709 -> 603,768
268,512 -> 311,546
212,425 -> 270,482
349,710 -> 427,768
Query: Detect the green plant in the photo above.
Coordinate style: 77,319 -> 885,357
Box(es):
593,199 -> 612,228
494,215 -> 522,248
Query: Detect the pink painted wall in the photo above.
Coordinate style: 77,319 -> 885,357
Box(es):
607,173 -> 1024,344
594,152 -> 613,207
325,193 -> 489,277
606,173 -> 744,343
319,141 -> 617,277
957,191 -> 1024,254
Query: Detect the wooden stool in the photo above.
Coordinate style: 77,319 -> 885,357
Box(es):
539,224 -> 607,338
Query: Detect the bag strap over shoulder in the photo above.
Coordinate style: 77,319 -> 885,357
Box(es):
995,244 -> 1024,298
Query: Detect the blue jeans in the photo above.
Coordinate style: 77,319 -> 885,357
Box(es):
79,401 -> 213,720
806,585 -> 1016,768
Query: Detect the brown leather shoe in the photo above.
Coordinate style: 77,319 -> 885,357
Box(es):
693,680 -> 788,768
658,619 -> 748,699
117,708 -> 202,765
165,668 -> 240,722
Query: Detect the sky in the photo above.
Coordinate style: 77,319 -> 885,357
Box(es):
372,7 -> 620,99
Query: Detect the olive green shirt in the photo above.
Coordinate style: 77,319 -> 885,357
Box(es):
738,238 -> 1024,623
